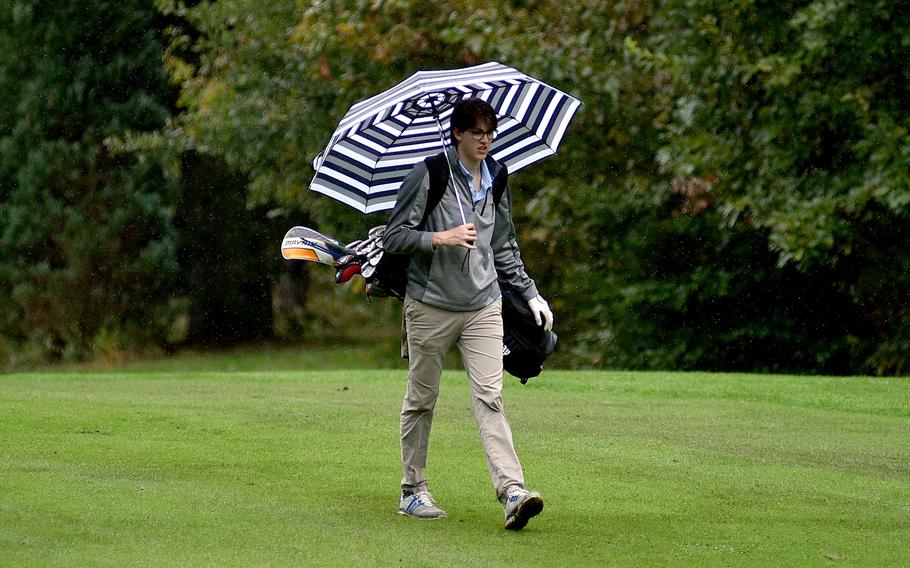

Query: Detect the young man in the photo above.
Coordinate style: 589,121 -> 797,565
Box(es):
383,98 -> 553,530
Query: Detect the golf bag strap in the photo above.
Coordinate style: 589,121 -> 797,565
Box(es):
423,153 -> 508,224
423,154 -> 449,227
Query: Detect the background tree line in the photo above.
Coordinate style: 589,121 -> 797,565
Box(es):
2,0 -> 908,375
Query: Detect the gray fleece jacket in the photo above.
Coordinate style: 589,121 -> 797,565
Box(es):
382,148 -> 539,312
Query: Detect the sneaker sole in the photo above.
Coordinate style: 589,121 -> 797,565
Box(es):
504,494 -> 544,531
397,509 -> 447,520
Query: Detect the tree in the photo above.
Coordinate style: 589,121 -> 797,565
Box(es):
156,0 -> 910,374
632,0 -> 910,373
0,1 -> 179,365
154,0 -> 657,347
173,152 -> 282,346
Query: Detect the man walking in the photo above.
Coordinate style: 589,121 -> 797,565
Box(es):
383,98 -> 553,530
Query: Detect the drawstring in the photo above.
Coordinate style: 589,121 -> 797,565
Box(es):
480,186 -> 490,216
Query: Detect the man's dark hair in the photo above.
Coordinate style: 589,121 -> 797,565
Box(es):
450,98 -> 498,147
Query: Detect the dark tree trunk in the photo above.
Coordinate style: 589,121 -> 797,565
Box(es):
175,152 -> 278,347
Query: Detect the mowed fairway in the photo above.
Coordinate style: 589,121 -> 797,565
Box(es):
2,355 -> 909,566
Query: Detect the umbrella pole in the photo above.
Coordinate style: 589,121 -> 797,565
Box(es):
431,108 -> 473,271
433,110 -> 471,270
431,109 -> 468,226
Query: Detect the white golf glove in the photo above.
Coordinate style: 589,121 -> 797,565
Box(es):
528,295 -> 553,332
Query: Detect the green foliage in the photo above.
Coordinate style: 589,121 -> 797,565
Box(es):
647,0 -> 910,265
154,0 -> 661,350
10,0 -> 907,373
153,0 -> 365,236
0,1 -> 179,365
150,0 -> 909,374
628,0 -> 910,373
153,0 -> 638,233
576,187 -> 875,373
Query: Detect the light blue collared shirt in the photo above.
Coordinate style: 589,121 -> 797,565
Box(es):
458,159 -> 493,204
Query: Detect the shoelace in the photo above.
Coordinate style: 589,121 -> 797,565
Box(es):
413,490 -> 436,507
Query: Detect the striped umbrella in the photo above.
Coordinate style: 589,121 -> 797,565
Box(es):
310,61 -> 581,214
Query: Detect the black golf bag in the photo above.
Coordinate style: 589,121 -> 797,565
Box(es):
500,282 -> 558,383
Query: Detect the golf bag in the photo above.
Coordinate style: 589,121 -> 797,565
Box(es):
500,282 -> 558,383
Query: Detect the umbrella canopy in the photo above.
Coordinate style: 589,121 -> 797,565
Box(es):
310,61 -> 581,214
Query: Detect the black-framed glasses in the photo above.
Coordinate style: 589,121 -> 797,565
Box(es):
468,129 -> 496,141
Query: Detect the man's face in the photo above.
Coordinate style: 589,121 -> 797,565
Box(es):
455,118 -> 495,164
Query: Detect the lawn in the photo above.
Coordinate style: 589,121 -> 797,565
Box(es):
1,347 -> 908,566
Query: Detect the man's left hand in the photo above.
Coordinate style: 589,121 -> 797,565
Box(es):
528,295 -> 553,332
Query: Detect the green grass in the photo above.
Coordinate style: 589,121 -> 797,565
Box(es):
2,353 -> 909,566
44,342 -> 410,373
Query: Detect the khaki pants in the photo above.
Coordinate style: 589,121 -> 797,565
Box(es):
400,295 -> 524,501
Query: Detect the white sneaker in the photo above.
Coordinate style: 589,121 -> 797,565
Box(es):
503,487 -> 543,530
398,490 -> 447,519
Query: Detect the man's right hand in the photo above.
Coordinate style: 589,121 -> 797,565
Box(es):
433,223 -> 476,250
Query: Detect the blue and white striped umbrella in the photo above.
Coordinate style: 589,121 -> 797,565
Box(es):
310,61 -> 582,214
